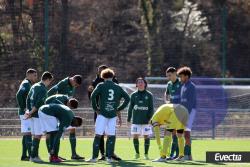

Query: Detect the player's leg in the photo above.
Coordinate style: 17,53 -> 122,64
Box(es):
20,115 -> 32,160
131,124 -> 140,158
184,109 -> 196,160
162,129 -> 173,160
99,135 -> 105,160
87,114 -> 107,162
30,117 -> 43,162
105,116 -> 117,162
170,129 -> 179,159
142,124 -> 152,160
68,128 -> 84,160
175,129 -> 185,161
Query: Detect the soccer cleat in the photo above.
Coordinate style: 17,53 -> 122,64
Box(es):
58,156 -> 67,161
86,158 -> 97,163
50,156 -> 63,163
175,155 -> 185,161
106,158 -> 113,163
152,157 -> 166,162
98,156 -> 106,161
21,156 -> 30,161
144,154 -> 149,160
184,155 -> 192,160
30,156 -> 43,163
166,156 -> 175,160
135,153 -> 140,159
111,154 -> 122,161
71,154 -> 85,160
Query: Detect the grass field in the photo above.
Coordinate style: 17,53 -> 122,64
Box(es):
0,138 -> 250,167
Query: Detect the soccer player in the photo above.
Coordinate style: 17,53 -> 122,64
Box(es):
45,94 -> 79,157
127,77 -> 154,160
16,68 -> 37,161
87,68 -> 130,163
47,75 -> 83,160
38,104 -> 83,163
151,104 -> 189,162
177,66 -> 196,160
165,67 -> 182,159
87,64 -> 120,161
26,71 -> 53,162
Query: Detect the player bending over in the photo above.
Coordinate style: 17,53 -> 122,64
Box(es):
127,77 -> 154,160
47,75 -> 83,160
151,104 -> 189,162
38,104 -> 82,163
87,68 -> 130,163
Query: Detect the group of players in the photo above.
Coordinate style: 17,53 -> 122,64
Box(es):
16,64 -> 196,163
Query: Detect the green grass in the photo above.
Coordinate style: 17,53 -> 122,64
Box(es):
0,138 -> 250,167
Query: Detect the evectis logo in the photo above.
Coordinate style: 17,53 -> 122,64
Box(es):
215,153 -> 241,162
206,152 -> 250,163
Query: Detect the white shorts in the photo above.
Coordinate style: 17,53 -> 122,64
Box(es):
95,115 -> 117,136
131,124 -> 152,136
38,111 -> 58,133
20,115 -> 31,133
30,117 -> 43,135
185,109 -> 196,131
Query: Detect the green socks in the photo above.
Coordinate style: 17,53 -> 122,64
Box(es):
106,136 -> 116,158
144,138 -> 150,155
69,133 -> 77,156
25,135 -> 32,157
133,138 -> 140,154
46,135 -> 50,153
92,136 -> 101,159
31,138 -> 40,158
22,136 -> 27,157
184,145 -> 191,155
170,134 -> 179,157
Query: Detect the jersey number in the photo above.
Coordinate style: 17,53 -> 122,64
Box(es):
108,89 -> 114,100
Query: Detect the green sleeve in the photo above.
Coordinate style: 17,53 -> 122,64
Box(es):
127,94 -> 134,122
148,94 -> 154,120
48,85 -> 58,96
117,88 -> 130,111
16,85 -> 28,109
34,90 -> 47,109
90,84 -> 101,111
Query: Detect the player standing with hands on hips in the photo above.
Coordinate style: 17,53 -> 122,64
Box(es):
87,68 -> 130,163
127,77 -> 154,160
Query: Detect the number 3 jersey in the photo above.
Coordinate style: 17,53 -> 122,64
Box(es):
91,80 -> 130,118
127,90 -> 154,124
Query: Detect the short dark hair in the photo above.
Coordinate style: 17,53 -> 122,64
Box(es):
71,116 -> 83,127
73,75 -> 82,85
166,67 -> 176,73
69,98 -> 78,109
101,68 -> 114,79
177,66 -> 192,78
136,77 -> 147,89
41,71 -> 53,81
98,65 -> 108,71
26,68 -> 37,75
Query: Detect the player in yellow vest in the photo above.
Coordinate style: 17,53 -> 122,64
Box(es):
151,104 -> 189,162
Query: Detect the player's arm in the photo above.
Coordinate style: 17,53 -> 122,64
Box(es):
189,85 -> 197,109
48,81 -> 63,96
90,84 -> 101,113
165,84 -> 170,103
16,84 -> 28,109
127,94 -> 134,123
117,88 -> 130,111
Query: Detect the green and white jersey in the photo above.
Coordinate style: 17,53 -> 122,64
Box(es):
45,94 -> 69,105
16,79 -> 32,115
26,81 -> 47,118
40,104 -> 74,132
91,80 -> 130,118
127,90 -> 154,124
48,77 -> 75,97
166,78 -> 182,104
